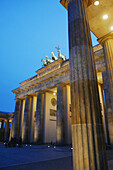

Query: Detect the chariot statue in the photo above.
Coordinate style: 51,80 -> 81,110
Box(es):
41,46 -> 66,67
56,45 -> 66,61
51,52 -> 58,61
45,56 -> 53,64
41,59 -> 47,66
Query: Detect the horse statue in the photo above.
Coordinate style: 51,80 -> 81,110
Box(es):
45,56 -> 53,64
51,52 -> 58,61
41,59 -> 47,66
56,45 -> 66,61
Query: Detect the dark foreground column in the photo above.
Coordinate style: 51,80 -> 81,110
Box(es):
13,100 -> 21,139
61,0 -> 108,169
35,93 -> 45,144
23,96 -> 32,143
56,85 -> 65,145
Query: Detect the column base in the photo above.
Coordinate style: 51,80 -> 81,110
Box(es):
72,124 -> 107,170
107,116 -> 113,145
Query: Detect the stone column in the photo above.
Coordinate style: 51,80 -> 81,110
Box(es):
23,96 -> 32,143
4,120 -> 9,141
30,96 -> 37,143
56,85 -> 65,145
61,0 -> 108,169
3,121 -> 7,141
63,85 -> 72,145
0,120 -> 4,141
102,70 -> 113,144
98,33 -> 113,109
98,83 -> 108,143
35,93 -> 45,144
19,99 -> 25,139
13,100 -> 21,139
10,119 -> 14,140
0,121 -> 1,141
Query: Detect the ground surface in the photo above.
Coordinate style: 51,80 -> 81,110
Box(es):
0,143 -> 113,170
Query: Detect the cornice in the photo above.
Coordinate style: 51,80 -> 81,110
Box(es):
12,63 -> 69,94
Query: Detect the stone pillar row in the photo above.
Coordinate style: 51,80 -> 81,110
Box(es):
12,93 -> 45,144
66,0 -> 108,169
0,120 -> 10,142
12,88 -> 69,145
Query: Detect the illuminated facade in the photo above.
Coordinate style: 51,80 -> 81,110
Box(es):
9,44 -> 110,146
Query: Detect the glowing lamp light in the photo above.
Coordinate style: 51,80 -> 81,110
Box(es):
53,92 -> 56,96
94,1 -> 99,6
111,26 -> 113,31
103,15 -> 108,20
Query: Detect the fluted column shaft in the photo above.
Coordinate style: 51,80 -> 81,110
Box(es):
99,36 -> 113,108
9,120 -> 13,141
102,70 -> 113,144
63,85 -> 72,145
19,99 -> 25,139
30,96 -> 37,143
5,120 -> 9,141
35,93 -> 45,144
68,0 -> 108,169
13,100 -> 21,139
23,96 -> 32,143
56,85 -> 65,145
0,120 -> 4,141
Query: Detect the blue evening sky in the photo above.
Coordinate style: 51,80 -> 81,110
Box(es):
0,0 -> 98,112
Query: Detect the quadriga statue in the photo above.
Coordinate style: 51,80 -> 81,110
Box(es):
45,56 -> 53,64
51,52 -> 58,61
56,45 -> 66,61
41,59 -> 47,66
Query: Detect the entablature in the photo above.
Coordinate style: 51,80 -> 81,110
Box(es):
13,45 -> 105,99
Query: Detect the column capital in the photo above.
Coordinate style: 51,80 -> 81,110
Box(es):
15,98 -> 21,102
98,32 -> 113,45
56,83 -> 65,88
60,0 -> 92,10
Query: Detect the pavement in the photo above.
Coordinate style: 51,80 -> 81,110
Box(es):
0,143 -> 113,170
